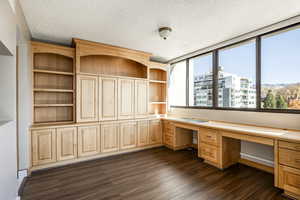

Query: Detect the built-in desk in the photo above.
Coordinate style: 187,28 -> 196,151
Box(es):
162,117 -> 300,200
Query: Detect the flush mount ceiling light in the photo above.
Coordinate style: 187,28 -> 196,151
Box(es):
159,27 -> 172,40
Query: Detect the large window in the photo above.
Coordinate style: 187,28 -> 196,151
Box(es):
169,23 -> 300,113
169,61 -> 186,106
261,27 -> 300,110
189,53 -> 213,107
218,40 -> 256,108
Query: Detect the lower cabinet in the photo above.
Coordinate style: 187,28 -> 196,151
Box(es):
101,123 -> 119,153
78,125 -> 101,157
149,119 -> 162,145
120,122 -> 137,150
31,129 -> 57,166
279,165 -> 300,197
137,120 -> 149,147
30,119 -> 163,170
57,127 -> 78,161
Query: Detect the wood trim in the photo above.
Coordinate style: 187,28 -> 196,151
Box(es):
239,158 -> 274,174
31,41 -> 75,58
73,38 -> 151,67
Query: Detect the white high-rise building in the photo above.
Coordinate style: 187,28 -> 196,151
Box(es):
192,68 -> 256,108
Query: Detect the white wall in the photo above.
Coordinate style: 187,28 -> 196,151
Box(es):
0,0 -> 31,199
169,107 -> 300,165
0,0 -> 16,55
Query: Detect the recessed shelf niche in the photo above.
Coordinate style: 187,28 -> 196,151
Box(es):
79,55 -> 148,78
32,43 -> 75,125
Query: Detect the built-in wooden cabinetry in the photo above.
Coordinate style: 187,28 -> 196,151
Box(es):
32,42 -> 75,125
120,121 -> 137,150
76,75 -> 99,122
149,62 -> 168,116
31,129 -> 56,166
56,127 -> 77,161
137,120 -> 149,147
149,119 -> 162,145
99,76 -> 118,121
101,123 -> 119,153
30,39 -> 166,173
78,125 -> 101,157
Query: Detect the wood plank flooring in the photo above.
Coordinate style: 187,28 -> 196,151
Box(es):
22,147 -> 288,200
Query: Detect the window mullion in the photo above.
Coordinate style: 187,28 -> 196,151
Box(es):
256,37 -> 261,110
213,50 -> 219,108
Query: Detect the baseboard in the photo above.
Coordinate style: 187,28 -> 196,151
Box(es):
240,153 -> 274,167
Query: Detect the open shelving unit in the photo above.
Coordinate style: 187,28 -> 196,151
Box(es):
149,64 -> 168,115
32,42 -> 75,124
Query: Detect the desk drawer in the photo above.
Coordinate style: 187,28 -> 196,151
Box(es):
200,143 -> 219,164
279,165 -> 300,196
199,128 -> 220,146
279,148 -> 300,169
279,141 -> 300,152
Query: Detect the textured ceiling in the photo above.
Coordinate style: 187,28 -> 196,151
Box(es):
20,0 -> 300,62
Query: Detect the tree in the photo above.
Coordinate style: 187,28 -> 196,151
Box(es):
263,90 -> 276,109
276,94 -> 288,109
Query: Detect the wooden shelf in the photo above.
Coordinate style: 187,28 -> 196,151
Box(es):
33,69 -> 74,76
34,104 -> 74,107
150,80 -> 166,84
149,69 -> 167,82
34,88 -> 74,93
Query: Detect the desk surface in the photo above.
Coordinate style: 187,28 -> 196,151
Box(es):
162,116 -> 300,143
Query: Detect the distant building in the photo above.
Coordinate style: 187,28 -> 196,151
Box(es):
192,67 -> 256,108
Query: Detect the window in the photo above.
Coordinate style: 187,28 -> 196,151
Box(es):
169,23 -> 300,113
188,53 -> 213,107
261,27 -> 300,110
218,40 -> 256,108
169,61 -> 186,106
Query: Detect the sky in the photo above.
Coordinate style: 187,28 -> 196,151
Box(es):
191,27 -> 300,85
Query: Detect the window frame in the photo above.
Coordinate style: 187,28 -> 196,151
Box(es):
169,22 -> 300,114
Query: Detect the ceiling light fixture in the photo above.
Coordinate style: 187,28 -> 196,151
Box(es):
159,27 -> 172,40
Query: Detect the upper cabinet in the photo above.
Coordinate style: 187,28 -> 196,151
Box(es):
99,76 -> 118,121
135,80 -> 149,118
31,41 -> 75,125
118,78 -> 135,120
76,75 -> 99,122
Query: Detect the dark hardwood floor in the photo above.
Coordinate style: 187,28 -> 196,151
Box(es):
22,147 -> 288,200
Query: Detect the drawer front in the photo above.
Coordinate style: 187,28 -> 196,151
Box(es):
164,135 -> 174,146
279,141 -> 300,151
200,143 -> 219,164
279,165 -> 300,196
279,148 -> 300,169
200,128 -> 220,146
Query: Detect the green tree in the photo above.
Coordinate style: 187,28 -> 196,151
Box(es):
276,94 -> 288,109
263,90 -> 276,109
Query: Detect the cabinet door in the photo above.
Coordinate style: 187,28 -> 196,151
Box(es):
120,122 -> 137,150
118,78 -> 135,120
32,129 -> 56,166
279,165 -> 300,196
137,120 -> 149,147
57,127 -> 77,161
78,125 -> 101,157
99,76 -> 118,121
149,120 -> 162,145
77,75 -> 98,122
135,80 -> 148,118
101,123 -> 119,153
